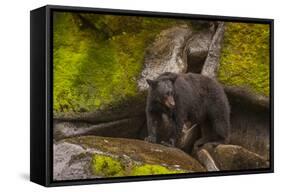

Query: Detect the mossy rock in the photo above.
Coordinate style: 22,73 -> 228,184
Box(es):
131,164 -> 186,176
91,154 -> 125,177
91,154 -> 186,177
218,23 -> 270,96
53,136 -> 205,180
53,12 -> 190,116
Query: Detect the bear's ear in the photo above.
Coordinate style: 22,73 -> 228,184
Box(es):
167,73 -> 178,83
146,79 -> 157,87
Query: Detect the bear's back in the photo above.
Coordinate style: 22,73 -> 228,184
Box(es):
181,72 -> 213,84
180,73 -> 223,91
175,73 -> 227,104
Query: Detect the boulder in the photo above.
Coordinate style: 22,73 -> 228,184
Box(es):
53,136 -> 206,181
197,144 -> 269,171
213,144 -> 269,170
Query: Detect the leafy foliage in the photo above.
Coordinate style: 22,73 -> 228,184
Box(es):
218,23 -> 270,96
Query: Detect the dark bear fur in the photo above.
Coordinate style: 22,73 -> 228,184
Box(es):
145,72 -> 231,151
145,72 -> 178,146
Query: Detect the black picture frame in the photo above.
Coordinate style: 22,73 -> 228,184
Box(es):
30,4 -> 274,187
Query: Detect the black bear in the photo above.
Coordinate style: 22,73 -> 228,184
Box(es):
145,72 -> 230,151
145,73 -> 178,146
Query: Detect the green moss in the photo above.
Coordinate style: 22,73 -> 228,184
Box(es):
91,154 -> 125,177
91,153 -> 187,178
218,23 -> 270,96
53,12 -> 189,114
131,164 -> 187,176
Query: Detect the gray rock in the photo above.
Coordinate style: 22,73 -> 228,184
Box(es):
53,142 -> 99,180
137,25 -> 193,91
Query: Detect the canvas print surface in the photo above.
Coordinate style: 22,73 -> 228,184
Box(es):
52,11 -> 271,181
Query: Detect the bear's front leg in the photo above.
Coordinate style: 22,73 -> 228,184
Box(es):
145,111 -> 159,143
174,113 -> 185,144
168,122 -> 177,147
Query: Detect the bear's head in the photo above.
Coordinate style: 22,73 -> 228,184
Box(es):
146,78 -> 175,109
